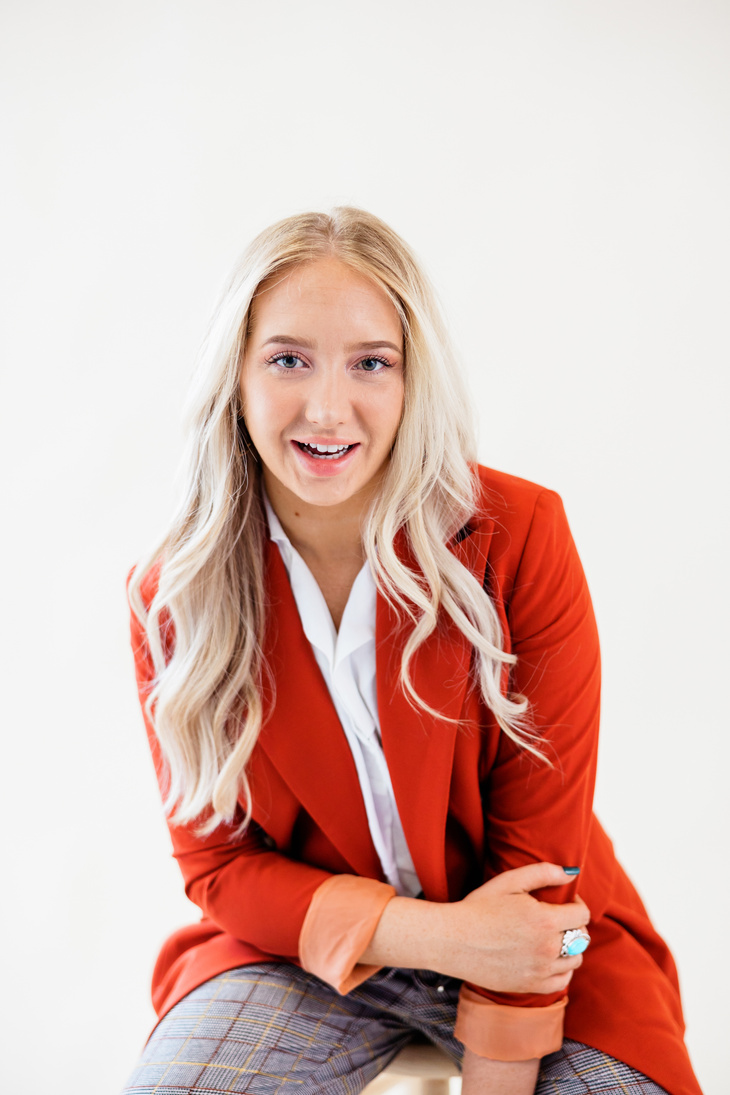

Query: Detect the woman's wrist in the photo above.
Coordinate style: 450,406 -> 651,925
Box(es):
461,1049 -> 540,1095
358,895 -> 453,972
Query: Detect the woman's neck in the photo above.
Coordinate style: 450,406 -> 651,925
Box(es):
261,471 -> 371,571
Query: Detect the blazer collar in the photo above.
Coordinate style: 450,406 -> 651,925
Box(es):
256,517 -> 495,898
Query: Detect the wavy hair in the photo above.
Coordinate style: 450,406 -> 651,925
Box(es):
128,206 -> 540,837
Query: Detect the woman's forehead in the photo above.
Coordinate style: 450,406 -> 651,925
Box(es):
249,259 -> 404,348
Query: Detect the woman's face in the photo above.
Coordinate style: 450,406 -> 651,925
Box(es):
239,257 -> 405,514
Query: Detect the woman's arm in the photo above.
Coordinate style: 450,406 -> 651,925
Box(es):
359,864 -> 578,1094
452,486 -> 602,1061
360,861 -> 588,993
127,566 -> 353,959
461,1051 -> 539,1095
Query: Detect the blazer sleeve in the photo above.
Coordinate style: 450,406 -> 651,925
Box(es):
127,566 -> 395,988
455,488 -> 601,1061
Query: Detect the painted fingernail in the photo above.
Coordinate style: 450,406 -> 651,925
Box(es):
563,866 -> 581,875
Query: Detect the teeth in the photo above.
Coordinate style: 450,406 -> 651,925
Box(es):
299,441 -> 353,459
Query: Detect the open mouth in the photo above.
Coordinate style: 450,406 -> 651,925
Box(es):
295,441 -> 357,460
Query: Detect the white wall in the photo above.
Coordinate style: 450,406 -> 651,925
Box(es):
1,2 -> 727,1092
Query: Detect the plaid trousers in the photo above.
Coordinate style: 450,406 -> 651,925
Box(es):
121,963 -> 669,1094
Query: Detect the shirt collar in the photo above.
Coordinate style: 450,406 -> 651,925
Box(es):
261,486 -> 376,668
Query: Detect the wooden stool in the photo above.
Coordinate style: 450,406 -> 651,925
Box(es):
361,1038 -> 461,1094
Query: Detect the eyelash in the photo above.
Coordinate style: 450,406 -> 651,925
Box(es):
265,352 -> 395,374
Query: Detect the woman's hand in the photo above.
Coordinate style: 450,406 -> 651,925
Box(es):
361,862 -> 589,995
440,862 -> 590,993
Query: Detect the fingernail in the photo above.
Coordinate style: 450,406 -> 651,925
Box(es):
563,866 -> 580,875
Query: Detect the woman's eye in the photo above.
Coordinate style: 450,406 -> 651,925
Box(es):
271,353 -> 304,370
358,357 -> 390,373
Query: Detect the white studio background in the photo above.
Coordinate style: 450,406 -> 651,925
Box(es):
1,2 -> 727,1093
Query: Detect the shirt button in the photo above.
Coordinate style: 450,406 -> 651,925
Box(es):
436,985 -> 445,993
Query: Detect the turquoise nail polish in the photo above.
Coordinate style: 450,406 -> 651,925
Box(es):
563,866 -> 580,875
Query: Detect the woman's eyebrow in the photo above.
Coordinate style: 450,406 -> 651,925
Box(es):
261,335 -> 402,353
261,335 -> 316,348
348,340 -> 403,353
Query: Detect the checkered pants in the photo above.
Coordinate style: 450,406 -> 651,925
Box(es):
121,963 -> 669,1094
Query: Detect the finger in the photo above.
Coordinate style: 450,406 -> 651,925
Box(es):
553,902 -> 592,931
553,952 -> 584,973
494,862 -> 583,895
572,895 -> 592,923
545,969 -> 575,994
535,894 -> 591,929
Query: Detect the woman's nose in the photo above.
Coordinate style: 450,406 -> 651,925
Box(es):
304,368 -> 351,426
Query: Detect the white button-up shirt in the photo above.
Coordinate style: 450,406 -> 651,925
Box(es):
263,492 -> 422,898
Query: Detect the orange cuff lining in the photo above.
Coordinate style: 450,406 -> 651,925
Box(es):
299,875 -> 397,994
455,985 -> 567,1061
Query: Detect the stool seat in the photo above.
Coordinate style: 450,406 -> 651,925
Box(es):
362,1040 -> 460,1094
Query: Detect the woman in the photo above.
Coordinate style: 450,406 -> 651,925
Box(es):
124,208 -> 701,1094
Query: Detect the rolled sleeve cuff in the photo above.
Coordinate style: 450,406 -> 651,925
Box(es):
298,875 -> 396,994
455,985 -> 567,1061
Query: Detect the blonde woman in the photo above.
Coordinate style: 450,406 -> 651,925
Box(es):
123,209 -> 701,1095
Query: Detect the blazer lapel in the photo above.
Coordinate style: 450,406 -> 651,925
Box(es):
256,518 -> 495,897
377,518 -> 495,901
257,540 -> 384,881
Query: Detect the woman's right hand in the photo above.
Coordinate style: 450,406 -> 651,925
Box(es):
437,862 -> 590,994
361,862 -> 590,995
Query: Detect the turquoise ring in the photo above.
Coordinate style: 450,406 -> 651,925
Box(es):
560,928 -> 591,957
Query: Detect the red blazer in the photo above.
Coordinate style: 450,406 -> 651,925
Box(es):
129,465 -> 701,1095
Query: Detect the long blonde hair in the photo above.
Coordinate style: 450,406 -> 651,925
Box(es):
128,207 -> 538,837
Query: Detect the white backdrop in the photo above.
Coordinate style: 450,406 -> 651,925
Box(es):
1,2 -> 727,1093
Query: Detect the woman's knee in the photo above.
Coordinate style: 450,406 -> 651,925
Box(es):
120,962 -> 405,1094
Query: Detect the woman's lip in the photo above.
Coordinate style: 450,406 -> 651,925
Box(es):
293,438 -> 359,447
290,440 -> 360,476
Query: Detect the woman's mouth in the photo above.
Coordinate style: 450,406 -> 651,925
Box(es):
295,441 -> 357,461
290,439 -> 360,477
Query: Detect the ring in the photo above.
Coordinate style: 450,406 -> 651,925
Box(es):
560,928 -> 591,957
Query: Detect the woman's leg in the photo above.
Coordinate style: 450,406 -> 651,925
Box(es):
122,963 -> 669,1095
121,963 -> 419,1095
353,970 -> 670,1095
351,971 -> 670,1095
537,1038 -> 669,1094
